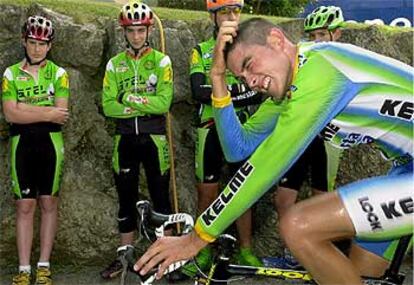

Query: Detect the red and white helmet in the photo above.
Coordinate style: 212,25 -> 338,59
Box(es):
22,16 -> 54,42
119,1 -> 154,27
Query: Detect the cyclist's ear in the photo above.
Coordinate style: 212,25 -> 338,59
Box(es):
267,28 -> 285,50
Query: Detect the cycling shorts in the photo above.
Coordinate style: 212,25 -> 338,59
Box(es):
10,132 -> 64,199
338,161 -> 413,260
279,136 -> 328,192
195,123 -> 243,183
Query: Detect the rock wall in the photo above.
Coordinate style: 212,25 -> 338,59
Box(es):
0,4 -> 412,266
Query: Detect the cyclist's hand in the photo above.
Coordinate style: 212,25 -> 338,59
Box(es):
211,20 -> 238,78
47,107 -> 69,124
134,232 -> 208,280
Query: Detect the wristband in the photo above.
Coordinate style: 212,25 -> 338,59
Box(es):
194,222 -> 216,243
211,91 -> 232,108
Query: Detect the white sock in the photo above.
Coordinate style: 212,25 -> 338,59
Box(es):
37,261 -> 50,268
19,265 -> 31,273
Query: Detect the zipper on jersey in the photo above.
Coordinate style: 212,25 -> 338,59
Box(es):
132,58 -> 139,135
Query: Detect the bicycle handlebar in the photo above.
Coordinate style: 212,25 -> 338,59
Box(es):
136,200 -> 194,238
119,200 -> 194,285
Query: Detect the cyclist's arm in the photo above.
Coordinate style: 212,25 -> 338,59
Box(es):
190,46 -> 213,104
102,60 -> 142,118
2,100 -> 55,123
122,56 -> 173,114
2,68 -> 68,124
196,70 -> 358,241
213,98 -> 282,162
190,47 -> 262,107
191,73 -> 262,107
228,84 -> 263,107
14,98 -> 67,113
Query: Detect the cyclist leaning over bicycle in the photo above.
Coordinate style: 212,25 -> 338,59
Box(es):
133,17 -> 413,285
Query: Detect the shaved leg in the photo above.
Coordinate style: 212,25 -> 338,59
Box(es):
274,187 -> 298,218
280,192 -> 363,285
38,195 -> 59,262
350,243 -> 389,277
16,199 -> 37,266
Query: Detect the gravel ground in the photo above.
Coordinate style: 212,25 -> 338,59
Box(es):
0,257 -> 412,285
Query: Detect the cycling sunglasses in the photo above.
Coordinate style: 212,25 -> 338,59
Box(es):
217,6 -> 242,15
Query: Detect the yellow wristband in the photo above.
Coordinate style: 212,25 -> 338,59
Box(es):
211,91 -> 232,108
194,222 -> 216,243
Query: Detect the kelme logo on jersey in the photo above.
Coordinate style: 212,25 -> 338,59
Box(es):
381,197 -> 413,219
201,161 -> 254,226
379,99 -> 413,121
322,123 -> 340,141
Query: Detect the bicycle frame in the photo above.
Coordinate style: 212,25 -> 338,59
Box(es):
124,201 -> 411,285
194,234 -> 412,285
194,234 -> 313,285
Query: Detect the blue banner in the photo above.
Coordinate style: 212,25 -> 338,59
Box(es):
300,0 -> 413,27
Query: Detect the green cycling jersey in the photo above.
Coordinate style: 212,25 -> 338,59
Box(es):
2,60 -> 69,105
102,49 -> 173,119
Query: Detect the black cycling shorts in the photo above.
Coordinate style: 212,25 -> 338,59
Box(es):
195,124 -> 243,183
11,131 -> 64,199
279,136 -> 328,192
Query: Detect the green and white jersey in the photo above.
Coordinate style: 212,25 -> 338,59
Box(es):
102,49 -> 173,134
194,41 -> 413,242
2,60 -> 69,105
102,49 -> 173,118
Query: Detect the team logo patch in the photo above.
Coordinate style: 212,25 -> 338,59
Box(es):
116,66 -> 129,73
163,67 -> 172,82
289,85 -> 298,92
116,61 -> 129,73
44,69 -> 53,80
203,52 -> 213,60
144,60 -> 155,70
2,78 -> 9,91
16,76 -> 30,81
191,50 -> 201,65
61,73 -> 69,88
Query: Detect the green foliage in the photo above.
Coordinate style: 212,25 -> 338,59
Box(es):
154,0 -> 313,17
156,0 -> 205,11
0,0 -> 118,23
245,0 -> 313,17
0,0 -> 209,23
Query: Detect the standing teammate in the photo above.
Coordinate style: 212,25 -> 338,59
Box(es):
100,1 -> 174,279
2,16 -> 69,285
